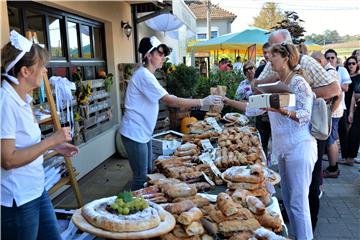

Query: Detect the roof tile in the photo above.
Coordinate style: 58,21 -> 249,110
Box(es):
189,2 -> 237,23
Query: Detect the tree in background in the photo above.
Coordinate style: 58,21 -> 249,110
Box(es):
251,2 -> 285,30
271,11 -> 306,44
305,30 -> 354,45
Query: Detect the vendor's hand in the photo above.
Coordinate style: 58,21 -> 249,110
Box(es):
222,97 -> 231,105
348,112 -> 353,124
50,127 -> 72,146
54,143 -> 79,157
251,81 -> 262,95
202,95 -> 223,106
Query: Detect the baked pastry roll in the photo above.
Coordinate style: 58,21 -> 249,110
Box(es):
245,196 -> 265,215
173,195 -> 210,208
218,218 -> 260,233
223,165 -> 264,183
255,210 -> 283,233
165,200 -> 195,215
216,193 -> 239,217
178,207 -> 203,225
185,221 -> 205,236
162,182 -> 197,198
160,232 -> 201,240
227,182 -> 264,191
228,231 -> 254,240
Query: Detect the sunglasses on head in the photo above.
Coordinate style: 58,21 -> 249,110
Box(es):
244,66 -> 254,72
347,61 -> 357,66
280,42 -> 290,55
326,56 -> 336,60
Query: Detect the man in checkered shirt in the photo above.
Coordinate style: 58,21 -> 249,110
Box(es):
254,29 -> 341,231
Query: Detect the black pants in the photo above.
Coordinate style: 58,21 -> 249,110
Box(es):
348,106 -> 360,158
338,110 -> 350,159
308,139 -> 326,231
255,115 -> 271,156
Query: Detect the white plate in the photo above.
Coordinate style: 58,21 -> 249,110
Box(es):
223,112 -> 249,125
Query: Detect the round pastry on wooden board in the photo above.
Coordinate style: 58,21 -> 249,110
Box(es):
81,195 -> 167,232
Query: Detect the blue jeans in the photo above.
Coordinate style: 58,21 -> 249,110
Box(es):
1,190 -> 61,240
121,135 -> 153,190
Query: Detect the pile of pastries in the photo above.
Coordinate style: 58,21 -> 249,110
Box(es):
223,164 -> 271,206
154,144 -> 223,186
215,127 -> 262,169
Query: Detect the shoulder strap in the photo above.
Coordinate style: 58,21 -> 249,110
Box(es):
336,66 -> 339,71
298,54 -> 303,64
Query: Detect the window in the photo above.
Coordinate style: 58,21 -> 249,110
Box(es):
26,10 -> 45,45
8,7 -> 21,33
197,33 -> 207,40
49,17 -> 63,57
68,21 -> 79,58
7,1 -> 106,80
80,25 -> 91,58
93,28 -> 104,59
211,31 -> 218,39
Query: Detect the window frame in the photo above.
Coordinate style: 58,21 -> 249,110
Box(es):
7,1 -> 107,80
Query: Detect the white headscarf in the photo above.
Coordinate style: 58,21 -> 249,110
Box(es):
1,30 -> 33,85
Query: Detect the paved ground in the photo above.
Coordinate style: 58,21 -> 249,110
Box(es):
54,153 -> 360,239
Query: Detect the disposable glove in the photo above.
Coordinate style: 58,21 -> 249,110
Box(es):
201,95 -> 223,106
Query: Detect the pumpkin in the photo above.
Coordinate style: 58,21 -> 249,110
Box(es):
98,69 -> 106,78
180,116 -> 197,134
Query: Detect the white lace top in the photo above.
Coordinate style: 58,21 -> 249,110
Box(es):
246,75 -> 316,155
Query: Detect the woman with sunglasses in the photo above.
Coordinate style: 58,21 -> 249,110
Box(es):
235,61 -> 256,101
119,36 -> 222,190
338,56 -> 360,166
224,43 -> 316,239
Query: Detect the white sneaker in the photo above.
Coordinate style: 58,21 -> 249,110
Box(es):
354,158 -> 360,164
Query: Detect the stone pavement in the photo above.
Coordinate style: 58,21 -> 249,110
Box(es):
55,154 -> 360,239
314,161 -> 360,240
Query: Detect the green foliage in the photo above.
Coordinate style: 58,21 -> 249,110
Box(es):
104,73 -> 113,92
305,30 -> 360,45
166,64 -> 198,98
271,11 -> 306,44
161,57 -> 172,73
117,191 -> 133,203
251,2 -> 285,30
195,70 -> 244,100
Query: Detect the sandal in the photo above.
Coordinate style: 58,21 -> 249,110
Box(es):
338,159 -> 354,166
323,168 -> 340,178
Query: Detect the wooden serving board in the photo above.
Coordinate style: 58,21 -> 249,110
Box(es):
72,208 -> 175,239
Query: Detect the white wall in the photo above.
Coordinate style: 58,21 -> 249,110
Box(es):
196,18 -> 232,37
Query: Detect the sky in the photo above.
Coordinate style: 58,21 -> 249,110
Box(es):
210,0 -> 360,36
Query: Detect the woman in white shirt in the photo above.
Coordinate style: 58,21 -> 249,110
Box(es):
120,36 -> 222,190
1,31 -> 79,240
224,43 -> 317,240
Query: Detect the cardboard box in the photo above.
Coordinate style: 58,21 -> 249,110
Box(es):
255,81 -> 291,94
152,130 -> 183,155
248,93 -> 296,109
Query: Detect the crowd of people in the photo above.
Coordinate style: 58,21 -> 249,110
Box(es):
227,30 -> 360,240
